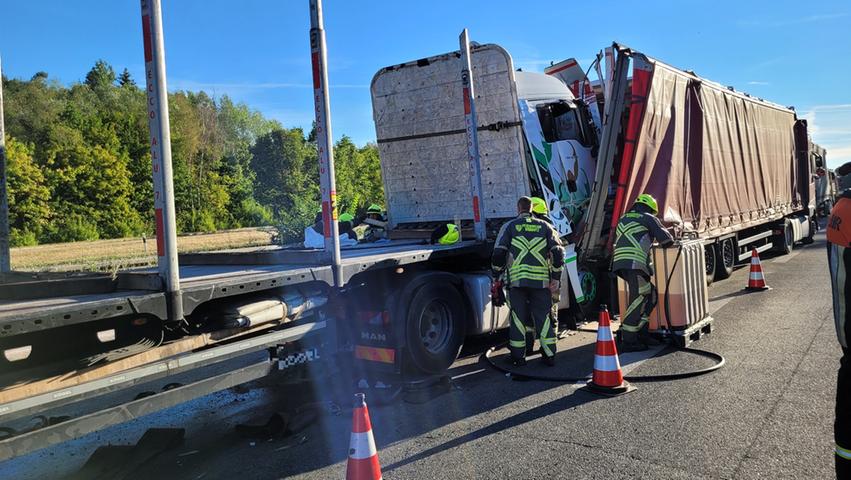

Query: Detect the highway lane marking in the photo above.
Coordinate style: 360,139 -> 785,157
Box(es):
451,368 -> 486,380
771,250 -> 802,264
709,297 -> 735,315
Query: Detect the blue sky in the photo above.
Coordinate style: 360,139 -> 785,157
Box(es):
1,0 -> 850,167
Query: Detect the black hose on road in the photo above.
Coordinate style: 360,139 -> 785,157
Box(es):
482,342 -> 725,382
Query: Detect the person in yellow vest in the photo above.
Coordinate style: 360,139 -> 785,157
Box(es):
492,197 -> 564,366
611,194 -> 674,352
826,162 -> 851,478
362,204 -> 388,242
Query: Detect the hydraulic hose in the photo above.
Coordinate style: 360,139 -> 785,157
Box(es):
483,240 -> 726,382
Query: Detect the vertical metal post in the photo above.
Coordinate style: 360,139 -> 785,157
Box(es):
140,0 -> 182,321
0,56 -> 10,272
309,0 -> 342,285
459,29 -> 487,242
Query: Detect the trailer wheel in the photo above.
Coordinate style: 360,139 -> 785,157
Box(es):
704,245 -> 716,286
713,238 -> 735,280
402,278 -> 465,374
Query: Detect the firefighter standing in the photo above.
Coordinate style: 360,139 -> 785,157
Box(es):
826,162 -> 851,478
611,194 -> 674,352
492,197 -> 564,366
530,197 -> 567,341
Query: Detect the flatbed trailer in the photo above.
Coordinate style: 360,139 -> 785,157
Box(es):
0,0 -> 512,463
0,238 -> 497,461
0,241 -> 481,337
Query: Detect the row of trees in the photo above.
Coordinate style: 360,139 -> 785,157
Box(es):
2,61 -> 383,246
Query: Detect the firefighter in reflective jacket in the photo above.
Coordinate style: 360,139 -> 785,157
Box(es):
826,166 -> 851,478
531,197 -> 564,342
611,194 -> 674,352
492,197 -> 564,366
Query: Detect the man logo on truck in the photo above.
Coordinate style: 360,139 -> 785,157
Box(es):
361,332 -> 387,342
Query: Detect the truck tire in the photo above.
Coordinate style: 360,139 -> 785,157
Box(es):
713,238 -> 735,280
801,219 -> 816,245
400,275 -> 465,375
776,219 -> 794,255
704,244 -> 716,286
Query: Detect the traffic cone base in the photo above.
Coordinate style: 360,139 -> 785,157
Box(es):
346,393 -> 383,480
584,305 -> 635,397
744,248 -> 770,292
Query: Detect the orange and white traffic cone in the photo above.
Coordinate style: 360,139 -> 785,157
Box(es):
585,305 -> 634,396
346,393 -> 382,480
744,248 -> 770,292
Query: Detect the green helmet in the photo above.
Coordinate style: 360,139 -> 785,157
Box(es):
635,193 -> 659,214
367,203 -> 383,214
339,212 -> 355,223
437,224 -> 460,245
530,197 -> 548,215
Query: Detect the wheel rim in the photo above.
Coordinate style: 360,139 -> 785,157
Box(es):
705,246 -> 716,276
722,240 -> 735,268
418,300 -> 451,354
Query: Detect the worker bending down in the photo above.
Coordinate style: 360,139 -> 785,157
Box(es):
611,193 -> 674,352
826,161 -> 851,479
492,197 -> 564,366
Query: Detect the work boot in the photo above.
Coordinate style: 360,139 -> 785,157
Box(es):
638,332 -> 662,346
542,355 -> 555,367
620,341 -> 648,353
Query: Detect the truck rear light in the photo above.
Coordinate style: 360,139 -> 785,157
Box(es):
355,345 -> 396,364
382,311 -> 391,326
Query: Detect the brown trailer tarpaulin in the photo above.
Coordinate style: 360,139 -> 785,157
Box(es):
618,55 -> 801,237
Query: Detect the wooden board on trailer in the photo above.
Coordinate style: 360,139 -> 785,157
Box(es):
0,322 -> 280,404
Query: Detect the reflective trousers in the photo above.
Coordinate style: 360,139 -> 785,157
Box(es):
507,287 -> 555,360
838,347 -> 850,478
619,270 -> 657,344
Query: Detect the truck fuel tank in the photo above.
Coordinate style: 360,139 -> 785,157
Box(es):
458,273 -> 511,335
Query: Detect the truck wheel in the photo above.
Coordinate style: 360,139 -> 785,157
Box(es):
402,279 -> 465,375
801,219 -> 816,245
776,220 -> 794,255
713,238 -> 735,280
704,245 -> 716,286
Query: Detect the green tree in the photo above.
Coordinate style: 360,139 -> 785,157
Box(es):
84,60 -> 116,90
118,68 -> 135,87
4,136 -> 50,245
251,128 -> 318,242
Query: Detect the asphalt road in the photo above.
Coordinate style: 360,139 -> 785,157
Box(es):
0,232 -> 840,479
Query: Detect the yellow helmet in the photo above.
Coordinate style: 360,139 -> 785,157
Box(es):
635,193 -> 658,214
437,224 -> 460,245
530,197 -> 548,215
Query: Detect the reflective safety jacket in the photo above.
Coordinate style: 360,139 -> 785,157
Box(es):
492,213 -> 564,289
827,193 -> 851,349
611,209 -> 674,276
